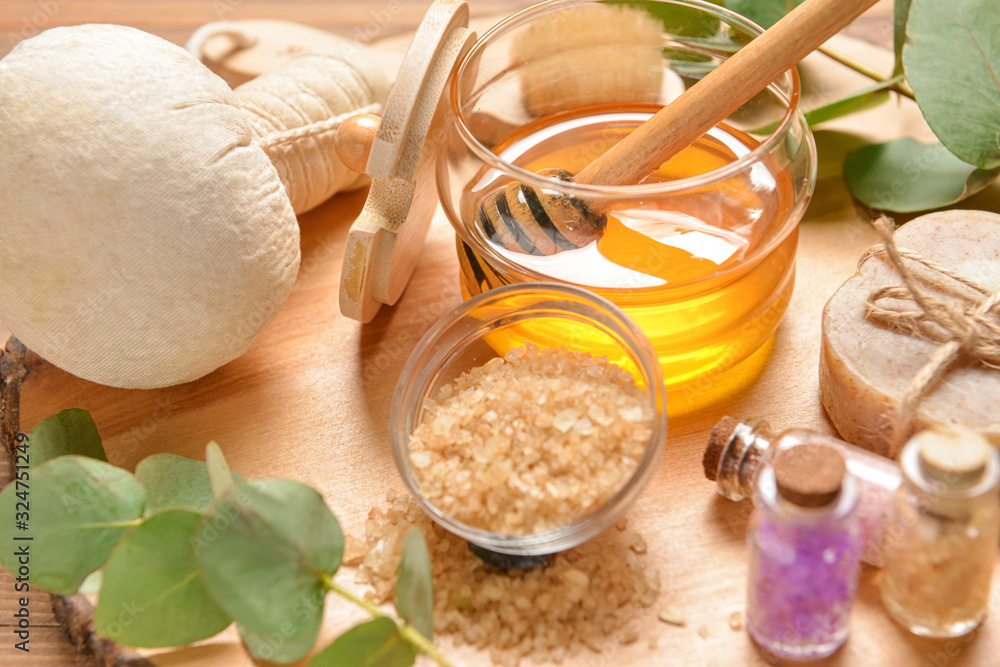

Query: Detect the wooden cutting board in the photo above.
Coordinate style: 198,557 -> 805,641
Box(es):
3,10 -> 1000,666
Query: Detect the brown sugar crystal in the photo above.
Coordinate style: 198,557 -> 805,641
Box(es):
359,495 -> 661,665
407,344 -> 655,534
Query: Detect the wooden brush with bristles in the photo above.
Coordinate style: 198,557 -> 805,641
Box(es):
512,2 -> 668,117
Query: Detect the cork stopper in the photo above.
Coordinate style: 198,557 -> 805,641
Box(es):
773,445 -> 846,507
914,424 -> 991,486
703,416 -> 739,481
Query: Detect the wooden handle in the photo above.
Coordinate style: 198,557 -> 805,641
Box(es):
335,113 -> 381,174
575,0 -> 881,187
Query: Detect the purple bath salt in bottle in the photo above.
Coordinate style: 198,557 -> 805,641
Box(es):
746,444 -> 863,660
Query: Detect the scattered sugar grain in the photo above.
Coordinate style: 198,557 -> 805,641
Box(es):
658,605 -> 685,627
359,497 -> 661,665
341,534 -> 367,566
629,534 -> 647,554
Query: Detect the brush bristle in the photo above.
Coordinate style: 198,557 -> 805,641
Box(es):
514,4 -> 666,117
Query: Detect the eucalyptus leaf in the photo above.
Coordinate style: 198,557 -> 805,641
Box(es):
395,529 -> 434,641
892,0 -> 912,77
813,129 -> 871,183
723,0 -> 803,29
752,77 -> 898,134
95,510 -> 231,647
205,441 -> 234,499
0,456 -> 145,594
904,0 -> 1000,168
28,408 -> 106,466
194,479 -> 344,663
802,78 -> 897,127
309,618 -> 415,667
136,453 -> 242,516
844,138 -> 1000,212
240,621 -> 326,665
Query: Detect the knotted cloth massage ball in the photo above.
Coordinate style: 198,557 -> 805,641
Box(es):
0,25 -> 308,388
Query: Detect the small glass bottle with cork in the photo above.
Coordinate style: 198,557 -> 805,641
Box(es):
746,444 -> 864,660
703,416 -> 902,566
880,424 -> 1000,638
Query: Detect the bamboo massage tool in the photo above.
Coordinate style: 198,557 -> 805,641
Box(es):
333,0 -> 883,325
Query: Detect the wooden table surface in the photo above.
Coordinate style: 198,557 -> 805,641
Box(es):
5,1 -> 1000,666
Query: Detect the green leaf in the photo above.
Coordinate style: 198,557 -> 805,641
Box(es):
194,479 -> 344,663
844,138 -> 1000,212
814,129 -> 871,183
95,510 -> 231,647
28,409 -> 106,466
892,0 -> 913,77
0,456 -> 145,594
395,528 -> 434,641
309,618 -> 415,667
752,77 -> 898,134
135,453 -> 242,516
802,78 -> 897,127
205,441 -> 234,500
239,621 -> 326,665
904,0 -> 1000,168
723,0 -> 804,29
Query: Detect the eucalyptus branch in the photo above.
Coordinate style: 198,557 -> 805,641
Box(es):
817,44 -> 916,100
322,575 -> 453,667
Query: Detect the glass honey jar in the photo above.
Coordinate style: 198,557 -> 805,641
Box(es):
436,0 -> 817,408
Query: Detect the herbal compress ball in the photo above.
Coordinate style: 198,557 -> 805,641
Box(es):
0,24 -> 381,388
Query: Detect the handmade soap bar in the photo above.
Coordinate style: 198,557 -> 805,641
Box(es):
820,211 -> 1000,458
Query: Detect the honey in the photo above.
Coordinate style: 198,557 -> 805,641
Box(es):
457,104 -> 800,401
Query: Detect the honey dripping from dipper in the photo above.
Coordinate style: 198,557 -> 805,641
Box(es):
459,104 -> 800,394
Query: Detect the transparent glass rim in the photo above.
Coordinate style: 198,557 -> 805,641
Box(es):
757,466 -> 861,524
450,0 -> 802,198
390,282 -> 668,554
900,438 -> 1000,501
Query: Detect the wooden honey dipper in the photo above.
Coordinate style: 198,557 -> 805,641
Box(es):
336,0 -> 878,257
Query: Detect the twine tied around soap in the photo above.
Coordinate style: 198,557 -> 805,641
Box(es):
861,216 -> 1000,445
